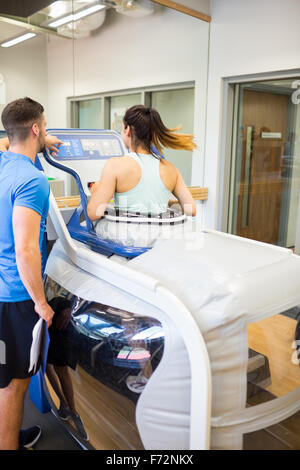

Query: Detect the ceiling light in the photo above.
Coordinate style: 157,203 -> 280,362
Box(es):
48,13 -> 73,28
73,4 -> 105,21
48,4 -> 105,28
1,32 -> 36,48
46,1 -> 71,18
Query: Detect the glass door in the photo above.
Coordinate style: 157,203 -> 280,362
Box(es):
228,78 -> 300,248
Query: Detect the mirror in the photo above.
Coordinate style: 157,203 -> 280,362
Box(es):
0,0 -> 210,194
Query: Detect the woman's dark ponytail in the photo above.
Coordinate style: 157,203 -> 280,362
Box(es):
123,105 -> 196,155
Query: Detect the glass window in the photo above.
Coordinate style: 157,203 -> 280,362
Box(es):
109,93 -> 141,133
70,85 -> 195,186
150,88 -> 194,185
228,78 -> 300,249
79,98 -> 101,129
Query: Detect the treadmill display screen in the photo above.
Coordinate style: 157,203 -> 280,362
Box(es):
58,139 -> 84,158
52,133 -> 124,161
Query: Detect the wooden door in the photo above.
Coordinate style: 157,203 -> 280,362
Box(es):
236,89 -> 289,244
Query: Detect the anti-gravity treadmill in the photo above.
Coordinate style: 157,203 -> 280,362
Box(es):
37,129 -> 300,450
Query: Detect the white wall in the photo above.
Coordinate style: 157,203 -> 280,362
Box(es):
205,0 -> 300,229
0,35 -> 48,128
46,5 -> 209,199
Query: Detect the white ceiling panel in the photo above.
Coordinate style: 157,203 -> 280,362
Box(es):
0,22 -> 27,42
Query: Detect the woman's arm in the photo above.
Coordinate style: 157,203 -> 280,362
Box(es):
87,159 -> 117,221
172,170 -> 196,216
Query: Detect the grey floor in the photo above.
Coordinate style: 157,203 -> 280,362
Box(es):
282,305 -> 300,320
22,392 -> 82,450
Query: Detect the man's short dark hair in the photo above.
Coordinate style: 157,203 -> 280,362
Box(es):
1,97 -> 44,143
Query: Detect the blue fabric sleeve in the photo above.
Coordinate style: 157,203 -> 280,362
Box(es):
34,154 -> 44,171
14,175 -> 49,216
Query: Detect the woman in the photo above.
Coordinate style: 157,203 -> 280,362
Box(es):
87,105 -> 197,245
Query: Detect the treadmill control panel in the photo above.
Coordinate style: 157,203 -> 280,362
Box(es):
52,132 -> 124,161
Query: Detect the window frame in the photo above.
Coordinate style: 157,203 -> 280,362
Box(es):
220,69 -> 300,242
68,81 -> 195,130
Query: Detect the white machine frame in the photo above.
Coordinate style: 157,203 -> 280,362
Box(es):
48,191 -> 212,449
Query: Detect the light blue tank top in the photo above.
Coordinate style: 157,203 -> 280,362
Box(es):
113,153 -> 172,214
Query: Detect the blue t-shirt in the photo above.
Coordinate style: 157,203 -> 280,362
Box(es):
0,151 -> 50,302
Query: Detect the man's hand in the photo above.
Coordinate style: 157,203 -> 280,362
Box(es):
35,301 -> 55,328
45,135 -> 63,156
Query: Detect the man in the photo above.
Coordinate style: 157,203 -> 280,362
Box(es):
0,97 -> 62,450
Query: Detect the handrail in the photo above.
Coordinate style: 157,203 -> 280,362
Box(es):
55,186 -> 209,208
150,1 -> 211,22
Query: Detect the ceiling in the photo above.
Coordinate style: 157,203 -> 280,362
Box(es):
0,0 -> 53,17
0,1 -> 111,42
0,1 -> 211,45
0,22 -> 27,43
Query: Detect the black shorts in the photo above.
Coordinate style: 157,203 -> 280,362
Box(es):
0,300 -> 40,388
47,297 -> 77,370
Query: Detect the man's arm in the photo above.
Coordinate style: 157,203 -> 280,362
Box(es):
0,135 -> 62,154
12,206 -> 54,327
45,135 -> 63,155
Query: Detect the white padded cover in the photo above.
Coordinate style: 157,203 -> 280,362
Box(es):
45,230 -> 300,449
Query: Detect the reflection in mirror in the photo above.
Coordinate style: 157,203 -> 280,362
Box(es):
45,276 -> 164,449
0,1 -> 209,196
48,1 -> 209,195
0,0 -> 210,450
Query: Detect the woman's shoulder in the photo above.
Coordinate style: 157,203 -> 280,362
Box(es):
103,155 -> 138,178
160,158 -> 179,176
105,155 -> 132,167
159,158 -> 179,191
109,154 -> 135,162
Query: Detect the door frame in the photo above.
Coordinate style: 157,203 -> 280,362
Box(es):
219,69 -> 300,237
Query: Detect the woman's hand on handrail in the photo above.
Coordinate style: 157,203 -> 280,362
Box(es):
87,159 -> 117,221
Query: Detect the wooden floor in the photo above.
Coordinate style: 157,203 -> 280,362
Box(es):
46,366 -> 144,450
248,314 -> 300,396
246,314 -> 300,450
